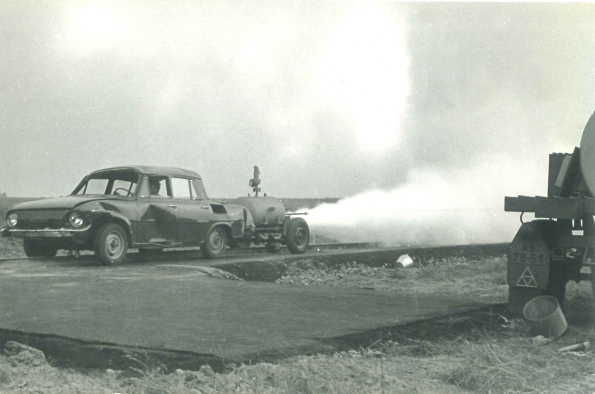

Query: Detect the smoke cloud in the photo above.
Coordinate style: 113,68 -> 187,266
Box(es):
305,153 -> 539,245
302,3 -> 595,245
3,3 -> 595,246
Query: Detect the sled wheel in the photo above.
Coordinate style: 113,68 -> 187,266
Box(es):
286,217 -> 310,254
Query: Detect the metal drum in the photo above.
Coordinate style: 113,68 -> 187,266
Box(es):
580,111 -> 595,195
232,196 -> 286,228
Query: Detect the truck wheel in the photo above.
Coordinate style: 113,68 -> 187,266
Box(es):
93,223 -> 128,265
201,226 -> 227,259
286,217 -> 310,254
23,239 -> 58,258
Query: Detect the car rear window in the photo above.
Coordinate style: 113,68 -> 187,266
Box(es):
172,178 -> 192,199
191,179 -> 207,200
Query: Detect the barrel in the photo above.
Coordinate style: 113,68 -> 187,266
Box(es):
232,196 -> 286,228
523,295 -> 567,338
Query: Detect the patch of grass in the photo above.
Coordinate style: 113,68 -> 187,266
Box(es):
388,268 -> 414,280
277,257 -> 508,301
416,257 -> 506,283
444,337 -> 595,393
441,284 -> 595,393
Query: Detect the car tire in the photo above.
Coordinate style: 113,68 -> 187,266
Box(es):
93,223 -> 128,265
201,226 -> 227,259
286,217 -> 310,254
23,239 -> 58,258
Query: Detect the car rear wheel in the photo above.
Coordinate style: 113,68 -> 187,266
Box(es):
286,217 -> 310,254
23,239 -> 58,258
201,226 -> 227,259
94,223 -> 128,265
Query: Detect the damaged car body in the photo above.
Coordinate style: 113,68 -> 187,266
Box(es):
2,166 -> 310,265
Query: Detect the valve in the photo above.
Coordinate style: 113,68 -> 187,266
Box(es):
249,166 -> 261,196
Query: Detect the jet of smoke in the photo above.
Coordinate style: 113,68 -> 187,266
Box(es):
303,154 -> 541,246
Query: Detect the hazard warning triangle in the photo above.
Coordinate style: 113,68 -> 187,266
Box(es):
516,267 -> 538,288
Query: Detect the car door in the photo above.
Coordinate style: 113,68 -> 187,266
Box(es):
135,175 -> 178,245
170,177 -> 211,244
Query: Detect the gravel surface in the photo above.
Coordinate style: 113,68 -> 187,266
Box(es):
275,256 -> 508,301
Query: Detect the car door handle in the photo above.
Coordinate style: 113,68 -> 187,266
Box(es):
201,206 -> 210,210
167,205 -> 177,209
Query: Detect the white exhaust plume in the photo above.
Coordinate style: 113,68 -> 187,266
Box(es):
304,153 -> 540,246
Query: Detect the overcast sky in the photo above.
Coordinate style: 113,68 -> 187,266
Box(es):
2,2 -> 595,234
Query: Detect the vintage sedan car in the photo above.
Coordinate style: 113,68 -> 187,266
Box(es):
2,166 -> 310,265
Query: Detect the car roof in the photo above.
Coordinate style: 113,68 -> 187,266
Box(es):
87,166 -> 202,179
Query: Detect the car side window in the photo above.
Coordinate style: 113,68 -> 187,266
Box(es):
141,176 -> 171,198
138,177 -> 150,198
171,178 -> 192,199
191,179 -> 207,200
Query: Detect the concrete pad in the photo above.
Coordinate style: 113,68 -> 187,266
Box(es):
0,259 -> 488,361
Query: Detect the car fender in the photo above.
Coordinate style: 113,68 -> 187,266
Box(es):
78,205 -> 134,244
204,222 -> 234,241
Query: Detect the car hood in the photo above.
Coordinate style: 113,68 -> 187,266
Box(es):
9,195 -> 121,211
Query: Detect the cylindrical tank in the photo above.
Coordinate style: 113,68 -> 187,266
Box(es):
580,111 -> 595,195
232,196 -> 286,228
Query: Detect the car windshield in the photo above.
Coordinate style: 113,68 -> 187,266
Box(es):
72,169 -> 140,197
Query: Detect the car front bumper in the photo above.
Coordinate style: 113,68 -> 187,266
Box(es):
1,225 -> 92,238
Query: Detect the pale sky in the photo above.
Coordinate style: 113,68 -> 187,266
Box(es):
1,1 -> 595,203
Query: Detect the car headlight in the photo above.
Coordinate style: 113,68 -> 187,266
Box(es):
7,213 -> 17,227
68,212 -> 84,228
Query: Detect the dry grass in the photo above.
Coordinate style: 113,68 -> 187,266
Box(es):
277,256 -> 508,301
445,337 -> 595,393
443,288 -> 595,393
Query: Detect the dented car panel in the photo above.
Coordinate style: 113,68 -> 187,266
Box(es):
136,198 -> 179,244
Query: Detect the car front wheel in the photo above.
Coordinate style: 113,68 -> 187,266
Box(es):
23,239 -> 58,258
201,226 -> 227,259
94,223 -> 128,265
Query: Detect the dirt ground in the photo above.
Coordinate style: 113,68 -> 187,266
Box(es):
0,245 -> 594,393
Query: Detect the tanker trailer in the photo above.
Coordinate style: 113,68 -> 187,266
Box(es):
504,111 -> 595,312
230,166 -> 310,254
